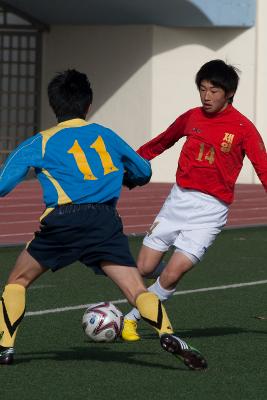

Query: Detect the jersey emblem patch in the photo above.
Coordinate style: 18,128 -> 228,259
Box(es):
192,127 -> 202,134
221,132 -> 235,153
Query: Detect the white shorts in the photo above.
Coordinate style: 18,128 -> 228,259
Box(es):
143,184 -> 229,261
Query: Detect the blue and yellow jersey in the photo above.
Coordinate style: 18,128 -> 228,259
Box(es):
0,119 -> 151,209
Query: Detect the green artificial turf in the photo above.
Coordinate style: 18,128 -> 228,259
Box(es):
0,227 -> 267,400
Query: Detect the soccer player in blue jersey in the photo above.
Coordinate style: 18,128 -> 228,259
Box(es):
0,69 -> 207,370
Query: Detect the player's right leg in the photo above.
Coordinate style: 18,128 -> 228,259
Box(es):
122,245 -> 164,341
102,261 -> 207,371
122,247 -> 194,341
0,249 -> 47,365
101,261 -> 175,339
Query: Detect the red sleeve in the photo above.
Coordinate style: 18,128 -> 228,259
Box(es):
243,124 -> 267,191
137,110 -> 192,160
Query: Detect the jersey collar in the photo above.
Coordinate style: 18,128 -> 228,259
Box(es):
201,103 -> 234,118
57,118 -> 89,127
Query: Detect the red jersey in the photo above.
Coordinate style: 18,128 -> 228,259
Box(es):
137,105 -> 267,204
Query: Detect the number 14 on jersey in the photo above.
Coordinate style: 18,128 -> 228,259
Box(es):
196,143 -> 215,165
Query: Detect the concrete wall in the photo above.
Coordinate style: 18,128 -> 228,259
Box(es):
254,0 -> 267,160
41,25 -> 153,149
41,0 -> 267,183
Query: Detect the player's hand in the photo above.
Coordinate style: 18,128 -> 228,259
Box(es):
122,170 -> 152,190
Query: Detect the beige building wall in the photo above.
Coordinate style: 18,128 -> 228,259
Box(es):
254,0 -> 267,178
41,0 -> 266,184
41,25 -> 153,148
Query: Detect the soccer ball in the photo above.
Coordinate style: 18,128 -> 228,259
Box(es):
82,302 -> 124,342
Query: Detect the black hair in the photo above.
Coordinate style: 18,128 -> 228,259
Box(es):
48,69 -> 93,121
195,60 -> 240,103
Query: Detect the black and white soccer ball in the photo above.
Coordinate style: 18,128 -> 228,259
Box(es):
82,302 -> 124,342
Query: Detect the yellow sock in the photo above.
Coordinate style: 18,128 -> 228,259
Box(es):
0,284 -> 26,348
136,291 -> 174,336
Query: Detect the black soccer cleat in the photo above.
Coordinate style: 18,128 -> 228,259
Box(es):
160,334 -> 208,371
0,346 -> 14,365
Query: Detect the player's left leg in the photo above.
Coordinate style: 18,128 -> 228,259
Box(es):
122,226 -> 219,341
0,249 -> 47,365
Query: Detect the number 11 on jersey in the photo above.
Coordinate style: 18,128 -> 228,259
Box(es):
68,136 -> 119,180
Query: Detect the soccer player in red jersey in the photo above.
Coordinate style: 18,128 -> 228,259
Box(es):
122,59 -> 267,341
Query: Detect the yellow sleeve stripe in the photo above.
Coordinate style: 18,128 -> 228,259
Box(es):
40,126 -> 63,157
42,168 -> 72,205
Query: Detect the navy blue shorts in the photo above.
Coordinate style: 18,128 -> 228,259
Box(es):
27,203 -> 136,272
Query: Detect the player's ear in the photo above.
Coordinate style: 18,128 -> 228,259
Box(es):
226,91 -> 235,101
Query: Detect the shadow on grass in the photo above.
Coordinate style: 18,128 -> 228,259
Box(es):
140,325 -> 267,340
14,344 -> 187,371
12,326 -> 266,367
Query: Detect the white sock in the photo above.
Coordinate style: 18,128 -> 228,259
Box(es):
124,277 -> 176,322
148,277 -> 176,301
125,307 -> 142,322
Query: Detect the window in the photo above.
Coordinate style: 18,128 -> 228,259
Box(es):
0,5 -> 46,165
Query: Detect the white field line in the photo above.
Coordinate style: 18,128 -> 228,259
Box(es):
0,204 -> 43,208
228,217 -> 267,222
0,220 -> 37,225
29,284 -> 55,290
0,211 -> 41,216
0,232 -> 33,237
230,206 -> 267,211
25,279 -> 267,317
0,196 -> 42,200
234,197 -> 266,203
